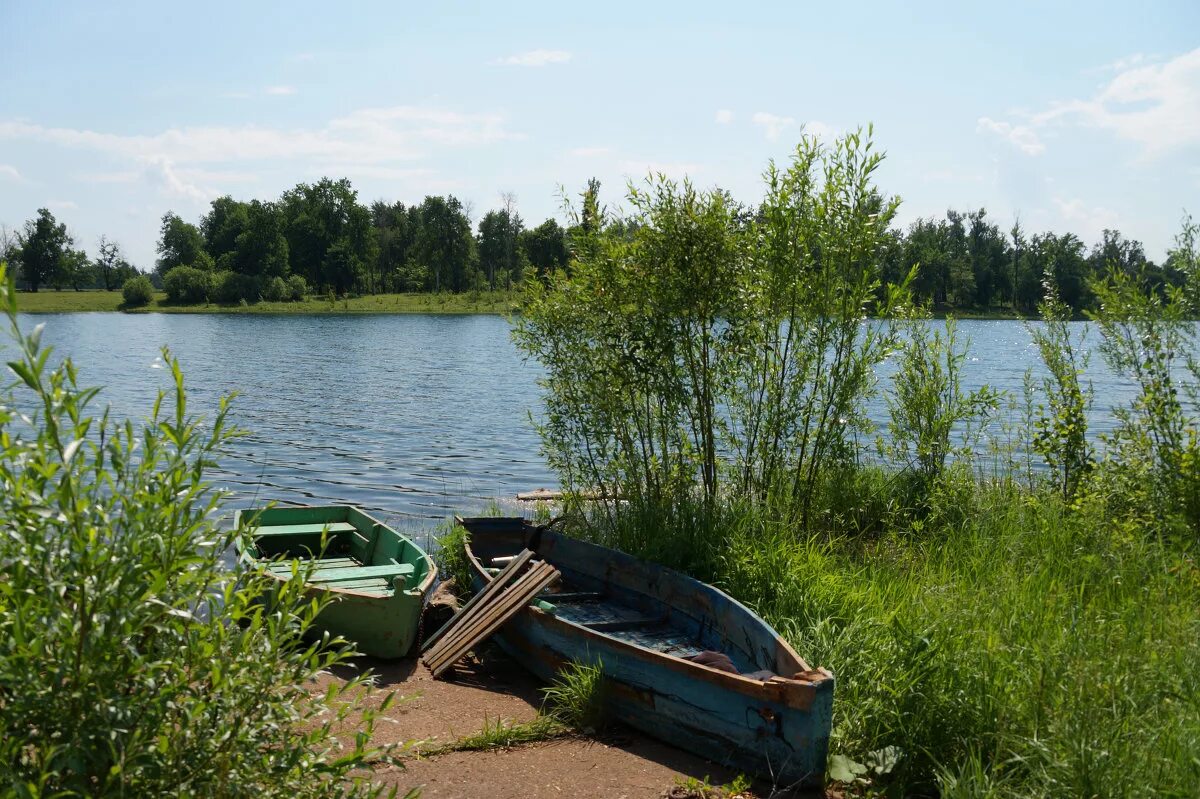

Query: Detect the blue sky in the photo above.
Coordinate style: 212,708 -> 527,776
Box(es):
1,0 -> 1197,269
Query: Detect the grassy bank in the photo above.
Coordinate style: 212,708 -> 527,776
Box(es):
571,474 -> 1200,797
14,288 -> 523,314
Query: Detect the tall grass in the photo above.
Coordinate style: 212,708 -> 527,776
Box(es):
576,477 -> 1200,797
515,139 -> 1200,795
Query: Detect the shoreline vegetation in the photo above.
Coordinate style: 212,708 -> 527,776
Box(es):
514,132 -> 1200,796
14,287 -> 524,314
4,128 -> 1199,799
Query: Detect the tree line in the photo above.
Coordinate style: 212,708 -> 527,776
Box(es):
149,178 -> 571,303
1,211 -> 140,293
0,170 -> 1185,315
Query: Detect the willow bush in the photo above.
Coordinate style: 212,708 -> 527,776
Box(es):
0,265 -> 400,798
516,129 -> 908,527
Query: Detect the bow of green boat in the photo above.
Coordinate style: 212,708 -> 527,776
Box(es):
235,505 -> 437,659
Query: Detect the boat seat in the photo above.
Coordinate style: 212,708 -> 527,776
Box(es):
304,563 -> 415,583
253,522 -> 358,536
539,591 -> 603,603
584,615 -> 664,632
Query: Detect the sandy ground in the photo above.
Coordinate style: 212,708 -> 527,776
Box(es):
320,647 -> 819,799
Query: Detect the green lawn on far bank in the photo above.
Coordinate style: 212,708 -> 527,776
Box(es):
14,288 -> 524,315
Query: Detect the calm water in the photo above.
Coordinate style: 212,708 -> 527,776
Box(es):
12,313 -> 550,542
7,314 -> 1176,541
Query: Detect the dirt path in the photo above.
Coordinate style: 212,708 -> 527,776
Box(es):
321,648 -> 814,799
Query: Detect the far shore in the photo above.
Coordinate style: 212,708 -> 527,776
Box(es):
14,288 -> 524,315
15,288 -> 1050,321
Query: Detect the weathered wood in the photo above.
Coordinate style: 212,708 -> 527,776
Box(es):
301,563 -> 414,583
538,591 -> 603,603
248,522 -> 358,536
458,516 -> 834,787
420,548 -> 534,653
423,562 -> 553,667
424,562 -> 560,678
583,616 -> 664,632
427,566 -> 559,678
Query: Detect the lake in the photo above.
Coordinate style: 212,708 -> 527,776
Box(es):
7,313 -> 1170,542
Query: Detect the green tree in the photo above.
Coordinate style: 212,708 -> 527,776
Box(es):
156,212 -> 209,275
232,200 -> 289,279
413,195 -> 474,292
95,235 -> 131,291
520,218 -> 569,280
0,267 -> 400,797
371,200 -> 416,292
53,247 -> 93,291
201,195 -> 251,267
966,209 -> 1009,308
477,206 -> 525,289
16,208 -> 70,292
280,178 -> 374,295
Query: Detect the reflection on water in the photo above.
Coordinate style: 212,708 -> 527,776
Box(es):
11,313 -> 1183,544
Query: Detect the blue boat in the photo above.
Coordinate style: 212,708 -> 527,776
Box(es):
458,516 -> 834,788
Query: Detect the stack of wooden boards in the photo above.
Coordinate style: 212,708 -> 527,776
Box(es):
421,549 -> 559,678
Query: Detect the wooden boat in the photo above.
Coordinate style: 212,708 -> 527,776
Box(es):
236,505 -> 437,659
458,516 -> 834,788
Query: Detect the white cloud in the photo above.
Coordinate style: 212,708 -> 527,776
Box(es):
0,164 -> 21,181
752,111 -> 794,141
0,106 -> 520,167
1090,53 -> 1149,75
1053,196 -> 1121,242
569,146 -> 610,157
981,48 -> 1200,159
1037,48 -> 1200,157
493,49 -> 572,67
319,165 -> 436,181
264,85 -> 297,96
976,116 -> 1045,155
715,109 -> 734,124
143,156 -> 214,203
803,121 -> 838,142
48,200 -> 78,211
751,113 -> 835,143
78,170 -> 139,183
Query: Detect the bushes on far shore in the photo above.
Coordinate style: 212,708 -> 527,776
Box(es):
163,265 -> 212,304
160,264 -> 308,306
121,274 -> 154,307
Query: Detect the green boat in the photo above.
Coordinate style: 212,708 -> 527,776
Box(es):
235,505 -> 437,659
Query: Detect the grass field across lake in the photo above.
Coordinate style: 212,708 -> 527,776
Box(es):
14,289 -> 524,315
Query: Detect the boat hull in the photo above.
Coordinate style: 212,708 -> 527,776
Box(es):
463,519 -> 833,788
237,505 -> 437,659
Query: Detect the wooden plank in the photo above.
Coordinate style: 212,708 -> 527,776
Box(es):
425,564 -> 560,678
425,569 -> 556,677
539,591 -> 603,603
420,549 -> 534,653
253,522 -> 358,536
303,563 -> 414,583
583,616 -> 664,632
423,565 -> 551,668
423,563 -> 552,667
267,557 -> 358,573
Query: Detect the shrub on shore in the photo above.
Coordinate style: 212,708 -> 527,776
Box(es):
120,273 -> 155,307
287,274 -> 309,301
0,265 -> 395,797
213,270 -> 260,304
516,133 -> 1200,796
163,264 -> 214,304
